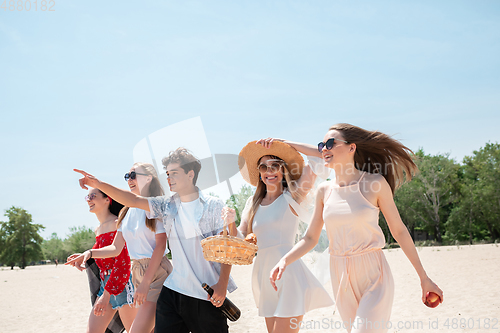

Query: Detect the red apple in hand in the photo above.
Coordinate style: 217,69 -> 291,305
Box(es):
424,292 -> 441,308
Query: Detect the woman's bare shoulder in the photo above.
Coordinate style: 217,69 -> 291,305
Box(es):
362,172 -> 391,196
315,181 -> 331,198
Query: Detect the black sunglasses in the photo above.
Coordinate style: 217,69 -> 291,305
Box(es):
124,171 -> 148,181
317,137 -> 349,153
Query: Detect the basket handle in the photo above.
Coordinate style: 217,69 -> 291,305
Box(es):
223,209 -> 237,237
223,216 -> 228,237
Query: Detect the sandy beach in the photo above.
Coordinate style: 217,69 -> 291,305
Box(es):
1,244 -> 499,333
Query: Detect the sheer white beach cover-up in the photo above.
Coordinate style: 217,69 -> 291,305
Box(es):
250,191 -> 333,318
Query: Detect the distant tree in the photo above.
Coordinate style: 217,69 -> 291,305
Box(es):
446,142 -> 500,243
226,185 -> 254,227
63,226 -> 95,254
392,180 -> 426,240
445,179 -> 482,244
42,232 -> 69,262
0,225 -> 6,265
379,180 -> 420,244
389,150 -> 461,243
0,207 -> 44,269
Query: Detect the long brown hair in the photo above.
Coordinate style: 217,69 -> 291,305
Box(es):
329,123 -> 417,194
117,162 -> 165,232
246,155 -> 301,235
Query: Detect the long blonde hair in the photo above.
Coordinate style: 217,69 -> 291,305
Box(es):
117,162 -> 164,232
246,155 -> 302,235
329,123 -> 417,193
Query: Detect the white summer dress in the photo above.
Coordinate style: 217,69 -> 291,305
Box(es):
250,190 -> 334,317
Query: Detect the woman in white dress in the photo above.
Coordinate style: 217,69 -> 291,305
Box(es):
237,140 -> 333,333
68,162 -> 172,333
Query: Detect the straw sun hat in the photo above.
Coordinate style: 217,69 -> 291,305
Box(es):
238,141 -> 304,187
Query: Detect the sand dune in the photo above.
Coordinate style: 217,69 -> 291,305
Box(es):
1,244 -> 499,332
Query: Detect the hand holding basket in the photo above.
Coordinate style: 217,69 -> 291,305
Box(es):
201,209 -> 258,265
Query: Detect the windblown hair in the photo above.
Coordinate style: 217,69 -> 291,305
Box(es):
117,162 -> 165,232
246,155 -> 301,235
161,147 -> 202,185
329,123 -> 417,194
99,190 -> 124,216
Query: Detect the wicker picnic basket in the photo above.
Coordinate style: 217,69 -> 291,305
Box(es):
201,220 -> 258,265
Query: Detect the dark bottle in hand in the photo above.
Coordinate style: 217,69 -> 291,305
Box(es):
202,283 -> 241,322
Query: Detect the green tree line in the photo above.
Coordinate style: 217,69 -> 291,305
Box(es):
2,142 -> 498,268
380,142 -> 500,245
41,226 -> 95,264
0,206 -> 94,269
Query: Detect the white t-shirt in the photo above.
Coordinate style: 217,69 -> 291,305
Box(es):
118,208 -> 168,260
163,198 -> 220,301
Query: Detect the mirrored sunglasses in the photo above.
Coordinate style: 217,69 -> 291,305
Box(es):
85,193 -> 98,201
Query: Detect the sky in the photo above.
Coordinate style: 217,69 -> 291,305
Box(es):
1,0 -> 499,239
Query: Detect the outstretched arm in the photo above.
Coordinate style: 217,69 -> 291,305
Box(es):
257,137 -> 322,158
90,231 -> 125,259
269,183 -> 327,290
74,169 -> 150,211
378,177 -> 444,304
65,231 -> 126,269
255,138 -> 326,202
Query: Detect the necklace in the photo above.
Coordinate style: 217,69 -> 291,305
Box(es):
96,215 -> 118,235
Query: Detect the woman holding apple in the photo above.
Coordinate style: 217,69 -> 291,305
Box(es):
270,124 -> 443,333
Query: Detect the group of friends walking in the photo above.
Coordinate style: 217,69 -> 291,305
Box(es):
66,123 -> 443,333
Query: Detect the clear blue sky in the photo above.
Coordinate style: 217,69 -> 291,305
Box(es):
1,0 -> 499,239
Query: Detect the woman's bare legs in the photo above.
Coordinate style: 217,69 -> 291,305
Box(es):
129,300 -> 156,333
265,315 -> 303,333
86,302 -> 116,333
118,304 -> 138,332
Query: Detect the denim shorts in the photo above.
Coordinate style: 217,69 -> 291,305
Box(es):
97,274 -> 134,310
